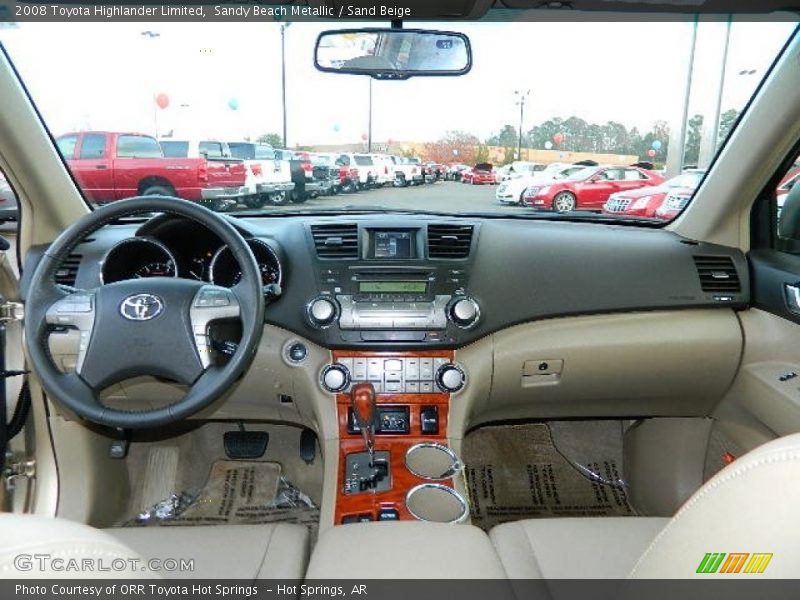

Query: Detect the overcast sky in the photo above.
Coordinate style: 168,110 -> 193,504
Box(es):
0,17 -> 796,147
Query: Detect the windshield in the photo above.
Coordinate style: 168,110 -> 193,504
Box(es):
665,172 -> 705,189
1,18 -> 796,221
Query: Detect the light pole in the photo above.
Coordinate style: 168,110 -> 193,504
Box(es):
140,31 -> 161,138
368,78 -> 373,153
280,23 -> 291,148
666,16 -> 698,177
514,90 -> 530,161
699,16 -> 732,168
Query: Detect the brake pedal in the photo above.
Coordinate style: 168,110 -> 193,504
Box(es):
224,427 -> 268,459
300,428 -> 317,464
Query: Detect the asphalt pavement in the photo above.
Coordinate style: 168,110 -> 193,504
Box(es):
233,181 -> 524,214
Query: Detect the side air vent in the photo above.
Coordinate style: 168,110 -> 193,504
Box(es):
311,224 -> 359,259
427,224 -> 474,259
55,254 -> 82,287
693,255 -> 741,293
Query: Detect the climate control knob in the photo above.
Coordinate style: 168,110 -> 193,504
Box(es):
449,297 -> 480,328
307,296 -> 338,328
436,364 -> 466,393
321,363 -> 350,393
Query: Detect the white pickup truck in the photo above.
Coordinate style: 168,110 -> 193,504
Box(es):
226,142 -> 295,207
336,153 -> 379,190
389,155 -> 424,187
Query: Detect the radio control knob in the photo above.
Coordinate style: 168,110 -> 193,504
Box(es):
436,364 -> 465,393
450,297 -> 480,328
308,297 -> 338,327
321,363 -> 350,393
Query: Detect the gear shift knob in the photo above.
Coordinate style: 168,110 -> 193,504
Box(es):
351,382 -> 377,464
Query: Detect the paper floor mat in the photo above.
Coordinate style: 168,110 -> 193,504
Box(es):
134,460 -> 319,529
463,423 -> 635,531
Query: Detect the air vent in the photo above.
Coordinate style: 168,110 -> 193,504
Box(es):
55,254 -> 82,287
427,224 -> 474,259
693,255 -> 741,293
311,224 -> 359,259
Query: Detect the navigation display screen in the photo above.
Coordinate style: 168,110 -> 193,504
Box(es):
374,231 -> 413,258
359,281 -> 427,293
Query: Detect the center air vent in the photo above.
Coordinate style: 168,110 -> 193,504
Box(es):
55,254 -> 82,287
311,224 -> 359,259
427,224 -> 474,259
693,255 -> 741,293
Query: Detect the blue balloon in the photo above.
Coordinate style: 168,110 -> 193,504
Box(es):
228,98 -> 239,111
651,140 -> 662,151
333,123 -> 341,133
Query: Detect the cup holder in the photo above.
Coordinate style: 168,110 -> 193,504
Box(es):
405,442 -> 462,480
405,483 -> 468,523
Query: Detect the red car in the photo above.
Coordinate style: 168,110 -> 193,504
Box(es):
462,163 -> 497,185
603,170 -> 705,219
523,165 -> 665,212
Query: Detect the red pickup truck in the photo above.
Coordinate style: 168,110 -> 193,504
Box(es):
56,131 -> 247,210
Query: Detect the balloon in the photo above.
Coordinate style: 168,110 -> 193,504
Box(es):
544,141 -> 553,150
387,138 -> 393,145
647,149 -> 657,158
228,98 -> 239,111
155,93 -> 169,110
452,149 -> 459,156
333,123 -> 341,132
553,133 -> 564,145
651,140 -> 663,151
361,133 -> 368,141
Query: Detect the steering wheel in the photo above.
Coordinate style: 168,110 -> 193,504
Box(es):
24,197 -> 265,429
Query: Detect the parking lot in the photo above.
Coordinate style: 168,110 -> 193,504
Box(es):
229,181 -> 520,214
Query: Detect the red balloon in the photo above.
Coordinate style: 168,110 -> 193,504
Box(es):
647,149 -> 657,157
553,133 -> 564,145
155,93 -> 169,110
361,133 -> 369,141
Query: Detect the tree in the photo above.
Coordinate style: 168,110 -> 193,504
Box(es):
422,130 -> 481,164
257,133 -> 283,147
684,114 -> 704,166
486,125 -> 518,148
475,144 -> 490,164
717,109 -> 740,149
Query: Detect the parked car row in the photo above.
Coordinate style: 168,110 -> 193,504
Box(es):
55,131 -> 440,211
503,164 -> 666,213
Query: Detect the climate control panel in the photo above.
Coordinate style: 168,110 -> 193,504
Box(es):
321,355 -> 466,395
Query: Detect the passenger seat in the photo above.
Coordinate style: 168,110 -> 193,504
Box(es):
0,517 -> 309,579
489,433 -> 800,578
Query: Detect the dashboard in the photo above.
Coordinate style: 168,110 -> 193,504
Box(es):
24,212 -> 750,352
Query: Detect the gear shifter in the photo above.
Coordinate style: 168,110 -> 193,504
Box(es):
350,382 -> 377,466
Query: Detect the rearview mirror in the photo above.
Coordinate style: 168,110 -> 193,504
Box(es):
315,28 -> 472,80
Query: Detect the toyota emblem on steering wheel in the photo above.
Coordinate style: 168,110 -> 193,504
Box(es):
120,293 -> 164,321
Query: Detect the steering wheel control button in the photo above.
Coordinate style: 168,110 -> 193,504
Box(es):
288,342 -> 308,363
449,297 -> 480,328
321,363 -> 350,393
190,286 -> 242,368
307,296 -> 339,328
436,363 -> 466,393
195,288 -> 232,307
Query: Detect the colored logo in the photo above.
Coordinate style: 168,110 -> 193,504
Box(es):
696,553 -> 773,574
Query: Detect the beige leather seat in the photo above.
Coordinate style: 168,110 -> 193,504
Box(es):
306,521 -> 507,579
490,433 -> 800,578
0,515 -> 309,579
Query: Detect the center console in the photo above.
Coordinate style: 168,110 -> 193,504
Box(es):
324,350 -> 468,524
305,223 -> 481,347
